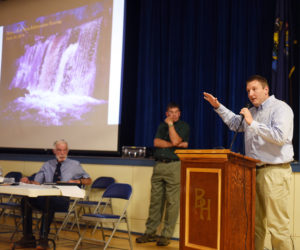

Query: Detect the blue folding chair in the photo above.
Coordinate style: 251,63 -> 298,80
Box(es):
0,171 -> 23,239
4,171 -> 22,183
28,172 -> 36,182
74,183 -> 133,250
75,176 -> 115,235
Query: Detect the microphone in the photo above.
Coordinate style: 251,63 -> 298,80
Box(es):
229,103 -> 252,151
242,103 -> 252,113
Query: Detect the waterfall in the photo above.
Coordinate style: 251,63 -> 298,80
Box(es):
7,17 -> 107,126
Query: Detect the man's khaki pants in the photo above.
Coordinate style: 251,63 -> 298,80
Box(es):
255,164 -> 293,250
145,160 -> 180,238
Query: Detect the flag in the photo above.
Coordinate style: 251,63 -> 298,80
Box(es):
271,0 -> 296,103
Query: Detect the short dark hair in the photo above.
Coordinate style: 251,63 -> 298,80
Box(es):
246,75 -> 269,88
166,102 -> 180,111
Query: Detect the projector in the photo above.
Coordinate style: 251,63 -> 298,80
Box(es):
122,146 -> 146,158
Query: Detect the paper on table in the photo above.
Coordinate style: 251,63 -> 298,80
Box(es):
55,185 -> 85,198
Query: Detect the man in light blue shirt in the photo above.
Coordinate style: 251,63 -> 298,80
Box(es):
34,157 -> 91,184
12,139 -> 92,250
204,75 -> 293,250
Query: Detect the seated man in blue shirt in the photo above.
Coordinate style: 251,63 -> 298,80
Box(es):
12,139 -> 92,250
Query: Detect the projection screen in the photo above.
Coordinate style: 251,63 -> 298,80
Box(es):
0,0 -> 125,152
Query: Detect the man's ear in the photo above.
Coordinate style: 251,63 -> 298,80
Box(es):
264,86 -> 269,95
52,149 -> 56,155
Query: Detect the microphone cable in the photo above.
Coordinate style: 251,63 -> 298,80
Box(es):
229,103 -> 252,151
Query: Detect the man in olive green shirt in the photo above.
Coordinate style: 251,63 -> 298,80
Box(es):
136,102 -> 190,246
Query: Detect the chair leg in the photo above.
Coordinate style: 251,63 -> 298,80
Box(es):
0,208 -> 5,218
103,221 -> 122,250
74,222 -> 88,250
54,200 -> 77,240
126,218 -> 133,250
0,207 -> 9,221
100,222 -> 106,240
69,218 -> 76,230
10,217 -> 22,241
73,210 -> 81,236
91,222 -> 99,235
54,212 -> 71,241
69,209 -> 80,232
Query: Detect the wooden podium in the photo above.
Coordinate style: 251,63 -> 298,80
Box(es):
175,149 -> 258,250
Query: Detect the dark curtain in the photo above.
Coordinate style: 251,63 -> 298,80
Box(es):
271,0 -> 299,159
271,0 -> 295,102
121,0 -> 299,158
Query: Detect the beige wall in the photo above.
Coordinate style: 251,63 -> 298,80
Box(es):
1,159 -> 299,246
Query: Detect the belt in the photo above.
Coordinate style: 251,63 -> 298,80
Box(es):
156,159 -> 179,163
257,162 -> 290,169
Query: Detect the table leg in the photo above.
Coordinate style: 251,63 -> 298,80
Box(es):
23,196 -> 30,237
40,197 -> 56,250
41,196 -> 50,239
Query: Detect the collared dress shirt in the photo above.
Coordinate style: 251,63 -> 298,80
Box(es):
215,95 -> 294,164
34,158 -> 90,183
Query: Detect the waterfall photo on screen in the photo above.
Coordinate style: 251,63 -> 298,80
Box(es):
3,6 -> 106,126
0,0 -> 125,151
